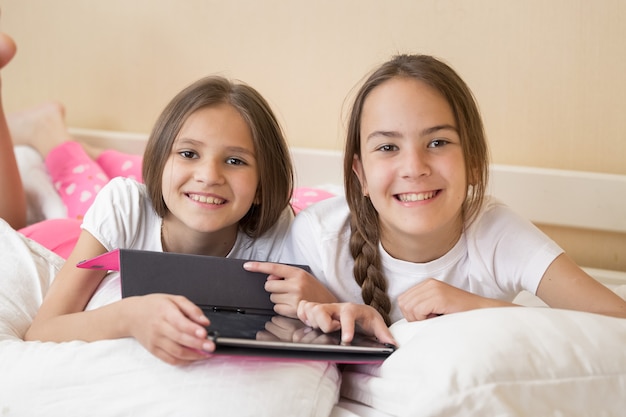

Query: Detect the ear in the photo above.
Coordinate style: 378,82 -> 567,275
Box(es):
352,154 -> 369,196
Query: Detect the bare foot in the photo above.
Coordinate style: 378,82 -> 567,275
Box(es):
7,101 -> 74,157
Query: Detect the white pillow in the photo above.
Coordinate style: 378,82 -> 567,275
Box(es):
14,145 -> 67,224
342,307 -> 626,417
0,219 -> 340,416
0,220 -> 63,340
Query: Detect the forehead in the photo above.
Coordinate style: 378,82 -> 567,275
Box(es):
177,104 -> 254,147
361,77 -> 455,133
182,103 -> 246,128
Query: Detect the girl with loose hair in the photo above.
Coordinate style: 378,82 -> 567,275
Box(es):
11,78 -> 295,258
284,54 -> 625,340
24,75 -> 305,365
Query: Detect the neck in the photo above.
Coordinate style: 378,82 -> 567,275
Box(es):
161,218 -> 238,257
380,217 -> 464,264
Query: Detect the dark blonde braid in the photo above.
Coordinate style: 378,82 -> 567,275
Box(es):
347,173 -> 391,325
348,206 -> 392,325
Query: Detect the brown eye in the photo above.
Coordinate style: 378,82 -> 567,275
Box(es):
179,150 -> 198,159
226,157 -> 246,166
428,139 -> 449,148
377,144 -> 398,152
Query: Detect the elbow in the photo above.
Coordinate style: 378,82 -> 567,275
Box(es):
23,327 -> 35,342
23,323 -> 42,342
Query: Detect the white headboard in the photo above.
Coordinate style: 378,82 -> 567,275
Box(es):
69,127 -> 626,283
70,126 -> 626,231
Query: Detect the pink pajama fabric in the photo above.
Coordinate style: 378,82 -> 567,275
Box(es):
290,187 -> 336,214
19,218 -> 82,259
20,142 -> 144,258
25,143 -> 337,259
45,141 -> 143,220
96,149 -> 143,182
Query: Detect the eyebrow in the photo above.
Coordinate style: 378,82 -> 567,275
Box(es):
226,146 -> 256,157
175,137 -> 256,156
366,124 -> 458,141
421,124 -> 458,136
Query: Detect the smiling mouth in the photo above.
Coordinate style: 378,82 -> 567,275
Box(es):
396,191 -> 438,202
188,194 -> 226,205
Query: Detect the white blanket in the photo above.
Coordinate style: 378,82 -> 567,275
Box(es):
0,220 -> 340,417
2,218 -> 626,417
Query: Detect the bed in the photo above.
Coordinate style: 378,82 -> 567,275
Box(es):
2,127 -> 626,417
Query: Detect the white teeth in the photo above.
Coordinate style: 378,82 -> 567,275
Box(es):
398,192 -> 435,202
189,194 -> 225,204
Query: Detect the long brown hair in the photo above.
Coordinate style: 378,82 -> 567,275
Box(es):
344,54 -> 489,324
142,76 -> 293,238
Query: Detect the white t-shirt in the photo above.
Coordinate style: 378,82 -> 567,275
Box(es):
280,195 -> 563,324
82,177 -> 293,309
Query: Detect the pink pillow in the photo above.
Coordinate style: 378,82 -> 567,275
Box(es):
290,187 -> 336,214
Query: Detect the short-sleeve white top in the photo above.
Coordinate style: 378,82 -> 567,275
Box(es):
81,177 -> 293,309
280,195 -> 563,324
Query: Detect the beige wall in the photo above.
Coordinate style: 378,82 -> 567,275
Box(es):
2,1 -> 625,270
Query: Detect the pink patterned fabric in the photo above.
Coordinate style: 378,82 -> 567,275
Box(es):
19,142 -> 144,258
24,141 -> 335,259
96,149 -> 142,182
45,141 -> 143,220
290,187 -> 336,214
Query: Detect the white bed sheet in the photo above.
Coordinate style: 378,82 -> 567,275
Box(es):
0,219 -> 341,417
9,142 -> 626,417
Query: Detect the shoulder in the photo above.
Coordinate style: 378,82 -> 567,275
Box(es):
292,195 -> 351,239
86,177 -> 145,214
465,195 -> 563,262
82,178 -> 158,250
84,177 -> 148,212
260,206 -> 294,241
98,177 -> 147,199
232,206 -> 294,262
281,196 -> 355,286
465,196 -> 563,292
468,196 -> 535,236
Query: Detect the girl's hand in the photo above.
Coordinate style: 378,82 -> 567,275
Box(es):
296,300 -> 396,346
243,262 -> 338,318
125,294 -> 214,365
398,278 -> 512,321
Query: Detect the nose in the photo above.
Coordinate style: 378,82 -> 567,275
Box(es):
195,157 -> 225,185
399,147 -> 430,179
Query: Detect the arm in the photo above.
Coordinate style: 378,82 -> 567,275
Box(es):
536,253 -> 626,318
243,261 -> 338,318
397,254 -> 626,321
397,279 -> 515,321
25,230 -> 215,365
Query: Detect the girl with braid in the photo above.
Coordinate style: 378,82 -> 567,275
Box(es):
261,53 -> 626,342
